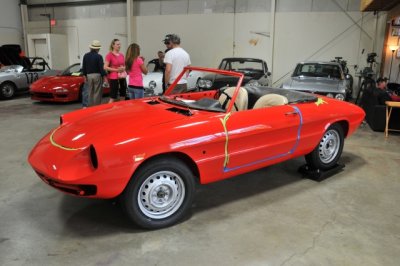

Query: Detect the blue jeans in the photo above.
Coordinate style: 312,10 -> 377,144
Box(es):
128,86 -> 144,99
82,82 -> 88,107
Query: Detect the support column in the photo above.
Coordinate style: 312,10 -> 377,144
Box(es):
20,2 -> 29,55
126,0 -> 136,44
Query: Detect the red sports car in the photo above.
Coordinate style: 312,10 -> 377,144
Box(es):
28,67 -> 365,229
29,63 -> 110,102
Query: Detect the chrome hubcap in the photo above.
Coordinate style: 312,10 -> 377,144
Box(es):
138,171 -> 185,219
318,129 -> 340,164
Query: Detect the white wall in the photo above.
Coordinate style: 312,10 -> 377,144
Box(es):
134,14 -> 235,68
24,1 -> 387,90
133,10 -> 384,89
273,11 -> 386,86
0,0 -> 23,46
134,12 -> 272,69
27,17 -> 127,67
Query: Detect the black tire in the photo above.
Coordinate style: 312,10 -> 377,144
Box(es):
305,123 -> 344,170
0,82 -> 17,100
121,157 -> 195,229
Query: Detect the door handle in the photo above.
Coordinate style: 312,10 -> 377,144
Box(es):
285,111 -> 298,116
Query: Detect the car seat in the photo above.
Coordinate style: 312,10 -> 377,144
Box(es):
253,94 -> 288,109
218,87 -> 248,112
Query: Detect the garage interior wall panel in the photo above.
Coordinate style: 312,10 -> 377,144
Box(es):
135,14 -> 235,68
24,0 -> 386,89
273,11 -> 384,87
27,17 -> 127,67
27,33 -> 69,69
233,13 -> 271,63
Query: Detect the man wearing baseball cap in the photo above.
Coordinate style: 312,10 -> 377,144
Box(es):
163,34 -> 191,94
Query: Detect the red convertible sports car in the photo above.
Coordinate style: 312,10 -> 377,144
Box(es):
29,63 -> 110,102
28,67 -> 365,229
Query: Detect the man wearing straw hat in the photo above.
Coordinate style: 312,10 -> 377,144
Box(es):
82,40 -> 107,106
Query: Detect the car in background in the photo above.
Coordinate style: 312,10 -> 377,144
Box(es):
331,56 -> 354,96
143,60 -> 164,96
126,60 -> 164,97
196,57 -> 271,90
30,63 -> 110,103
0,57 -> 59,99
281,61 -> 351,101
135,59 -> 218,96
28,66 -> 365,229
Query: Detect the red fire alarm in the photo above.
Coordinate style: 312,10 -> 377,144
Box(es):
50,19 -> 56,26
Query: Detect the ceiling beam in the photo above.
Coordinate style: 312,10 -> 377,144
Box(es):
26,0 -> 125,8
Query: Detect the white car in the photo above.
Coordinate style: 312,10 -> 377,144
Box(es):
127,61 -> 204,96
125,61 -> 163,96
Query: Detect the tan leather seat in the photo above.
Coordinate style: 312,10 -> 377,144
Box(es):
253,94 -> 288,109
218,87 -> 248,112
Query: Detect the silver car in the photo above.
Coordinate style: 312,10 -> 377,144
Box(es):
282,61 -> 351,101
0,57 -> 59,100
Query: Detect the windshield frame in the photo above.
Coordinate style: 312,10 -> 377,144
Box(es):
162,66 -> 244,113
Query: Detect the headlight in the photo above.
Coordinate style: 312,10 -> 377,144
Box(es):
54,88 -> 68,93
335,93 -> 345,100
326,93 -> 334,98
247,80 -> 260,86
197,79 -> 212,89
149,81 -> 156,90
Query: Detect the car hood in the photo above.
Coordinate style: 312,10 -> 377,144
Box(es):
52,100 -> 186,149
32,76 -> 82,89
285,77 -> 341,93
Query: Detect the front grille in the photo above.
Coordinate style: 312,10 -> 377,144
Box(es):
35,171 -> 97,196
32,92 -> 54,98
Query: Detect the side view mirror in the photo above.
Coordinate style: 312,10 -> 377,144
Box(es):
265,71 -> 271,77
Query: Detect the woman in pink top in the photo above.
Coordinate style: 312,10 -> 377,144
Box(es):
104,39 -> 127,103
125,43 -> 148,99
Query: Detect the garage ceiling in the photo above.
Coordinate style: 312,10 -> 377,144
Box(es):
360,0 -> 399,11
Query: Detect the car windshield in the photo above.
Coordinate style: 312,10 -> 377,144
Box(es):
219,59 -> 264,73
293,63 -> 343,79
61,64 -> 81,76
158,67 -> 244,113
146,61 -> 163,73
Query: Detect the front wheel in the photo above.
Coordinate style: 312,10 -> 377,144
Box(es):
121,157 -> 195,229
305,124 -> 344,170
0,82 -> 16,99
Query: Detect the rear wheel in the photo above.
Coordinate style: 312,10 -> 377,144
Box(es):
305,124 -> 344,170
0,82 -> 17,99
121,157 -> 195,229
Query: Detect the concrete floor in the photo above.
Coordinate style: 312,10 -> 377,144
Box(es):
1,95 -> 399,266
